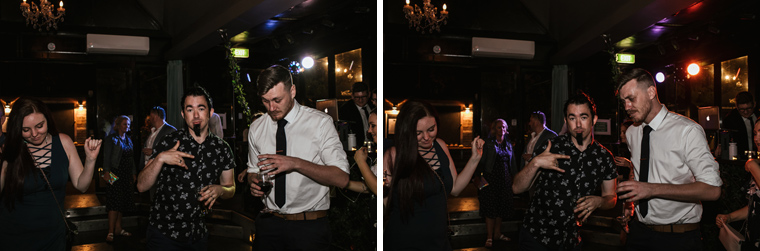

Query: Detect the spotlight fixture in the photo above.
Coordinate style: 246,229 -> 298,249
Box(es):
687,63 -> 700,76
655,72 -> 665,83
302,56 -> 314,69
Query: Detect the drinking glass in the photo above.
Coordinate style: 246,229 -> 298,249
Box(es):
258,169 -> 278,214
615,180 -> 633,229
197,185 -> 213,217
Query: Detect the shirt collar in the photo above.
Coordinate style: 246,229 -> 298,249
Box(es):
268,100 -> 301,124
645,106 -> 669,131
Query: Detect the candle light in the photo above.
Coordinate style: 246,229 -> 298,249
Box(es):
59,1 -> 65,11
404,0 -> 413,12
441,4 -> 448,14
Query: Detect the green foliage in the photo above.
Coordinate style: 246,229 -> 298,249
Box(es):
220,30 -> 253,126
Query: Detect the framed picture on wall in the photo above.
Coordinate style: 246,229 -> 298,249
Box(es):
594,119 -> 611,135
218,113 -> 227,129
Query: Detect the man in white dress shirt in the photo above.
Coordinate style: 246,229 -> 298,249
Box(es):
247,65 -> 349,250
616,68 -> 722,251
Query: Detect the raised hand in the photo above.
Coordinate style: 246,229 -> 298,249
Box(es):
531,141 -> 570,173
84,137 -> 102,160
158,141 -> 195,169
471,136 -> 485,158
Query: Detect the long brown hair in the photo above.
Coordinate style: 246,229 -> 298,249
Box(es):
388,100 -> 440,222
0,97 -> 60,210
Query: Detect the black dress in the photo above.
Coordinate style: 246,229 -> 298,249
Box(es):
106,136 -> 136,212
477,137 -> 514,219
0,135 -> 68,250
386,141 -> 453,250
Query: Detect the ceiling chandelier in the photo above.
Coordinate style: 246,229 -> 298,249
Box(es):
403,0 -> 448,34
20,0 -> 66,31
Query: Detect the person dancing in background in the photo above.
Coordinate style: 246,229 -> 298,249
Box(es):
103,115 -> 137,242
384,100 -> 484,250
476,118 -> 516,247
716,118 -> 760,250
0,97 -> 102,250
346,110 -> 379,195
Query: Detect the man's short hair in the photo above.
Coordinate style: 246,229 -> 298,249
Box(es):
616,68 -> 656,94
181,86 -> 214,110
736,91 -> 755,105
150,106 -> 166,120
564,92 -> 597,119
530,111 -> 546,125
352,82 -> 369,94
257,65 -> 293,96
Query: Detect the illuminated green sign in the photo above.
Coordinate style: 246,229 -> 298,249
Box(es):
232,48 -> 249,58
616,53 -> 635,64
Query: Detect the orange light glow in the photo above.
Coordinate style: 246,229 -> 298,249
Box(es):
687,63 -> 700,76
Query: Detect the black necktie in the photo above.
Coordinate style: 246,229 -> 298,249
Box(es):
639,125 -> 652,217
275,119 -> 288,208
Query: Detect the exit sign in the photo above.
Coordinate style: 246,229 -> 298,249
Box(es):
232,48 -> 249,58
616,53 -> 635,64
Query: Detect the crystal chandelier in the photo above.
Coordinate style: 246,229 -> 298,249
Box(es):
403,0 -> 448,34
20,0 -> 66,31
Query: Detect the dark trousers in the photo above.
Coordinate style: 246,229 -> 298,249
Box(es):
626,221 -> 702,251
146,225 -> 208,251
253,214 -> 331,251
519,226 -> 582,251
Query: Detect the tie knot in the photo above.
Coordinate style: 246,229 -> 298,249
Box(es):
644,125 -> 653,134
278,119 -> 288,128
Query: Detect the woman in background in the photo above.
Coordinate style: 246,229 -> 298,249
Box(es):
476,119 -> 515,247
0,97 -> 102,250
347,110 -> 379,195
716,119 -> 760,250
384,100 -> 484,250
103,115 -> 136,242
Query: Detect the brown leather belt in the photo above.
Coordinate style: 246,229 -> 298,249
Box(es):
272,210 -> 328,221
643,222 -> 700,233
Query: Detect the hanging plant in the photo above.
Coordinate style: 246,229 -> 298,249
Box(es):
219,29 -> 253,126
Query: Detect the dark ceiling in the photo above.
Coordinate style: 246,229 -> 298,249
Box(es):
0,0 -> 757,67
384,0 -> 759,65
0,0 -> 374,63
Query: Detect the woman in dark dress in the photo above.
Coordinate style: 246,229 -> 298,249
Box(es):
476,118 -> 516,247
0,97 -> 102,250
384,100 -> 484,250
103,115 -> 137,242
716,118 -> 760,250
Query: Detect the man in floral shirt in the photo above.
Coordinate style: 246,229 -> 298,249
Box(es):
137,87 -> 236,250
513,92 -> 617,250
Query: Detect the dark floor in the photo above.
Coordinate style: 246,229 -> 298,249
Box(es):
66,179 -> 627,250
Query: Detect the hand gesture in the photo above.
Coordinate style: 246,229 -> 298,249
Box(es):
198,185 -> 223,208
354,147 -> 368,164
530,141 -> 570,172
573,195 -> 602,223
84,137 -> 102,160
158,141 -> 195,169
471,136 -> 485,158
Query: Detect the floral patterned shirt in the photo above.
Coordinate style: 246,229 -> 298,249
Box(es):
521,134 -> 617,249
148,129 -> 235,242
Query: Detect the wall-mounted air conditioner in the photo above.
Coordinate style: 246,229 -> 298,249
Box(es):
86,34 -> 149,55
472,37 -> 534,60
